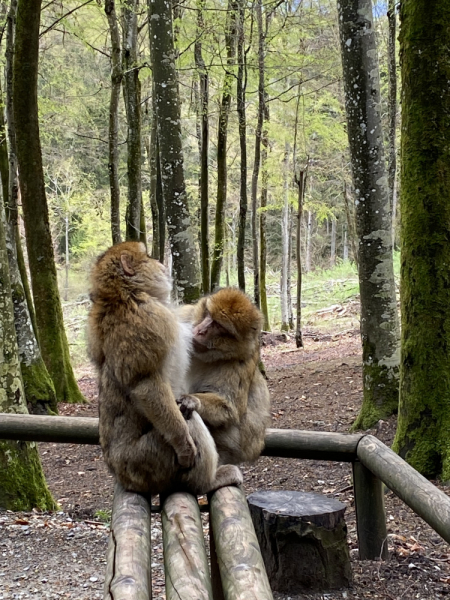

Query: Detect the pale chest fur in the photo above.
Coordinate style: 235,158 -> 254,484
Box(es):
163,318 -> 193,398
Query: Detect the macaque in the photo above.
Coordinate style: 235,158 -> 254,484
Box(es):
87,242 -> 242,496
179,288 -> 271,465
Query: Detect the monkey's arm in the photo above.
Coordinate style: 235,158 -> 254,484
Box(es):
130,376 -> 197,467
193,391 -> 241,428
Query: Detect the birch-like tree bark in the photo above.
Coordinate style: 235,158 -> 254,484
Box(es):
13,0 -> 85,404
259,98 -> 270,331
210,0 -> 237,291
392,0 -> 450,480
194,0 -> 210,294
0,194 -> 55,510
148,0 -> 200,302
122,0 -> 143,241
105,0 -> 122,245
236,0 -> 247,292
338,0 -> 400,430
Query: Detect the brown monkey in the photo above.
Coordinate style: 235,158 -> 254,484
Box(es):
87,242 -> 242,496
178,288 -> 271,465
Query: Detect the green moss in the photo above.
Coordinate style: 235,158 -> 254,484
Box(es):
21,360 -> 58,414
0,440 -> 56,511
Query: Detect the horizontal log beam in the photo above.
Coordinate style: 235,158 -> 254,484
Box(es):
0,413 -> 99,444
263,428 -> 362,462
104,483 -> 152,600
357,435 -> 450,546
162,493 -> 213,600
209,486 -> 273,600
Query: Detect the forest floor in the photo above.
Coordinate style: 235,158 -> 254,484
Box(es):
1,332 -> 450,599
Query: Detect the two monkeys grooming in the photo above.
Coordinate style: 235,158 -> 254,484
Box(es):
88,241 -> 270,496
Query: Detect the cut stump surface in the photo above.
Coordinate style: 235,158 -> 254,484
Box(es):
248,490 -> 352,594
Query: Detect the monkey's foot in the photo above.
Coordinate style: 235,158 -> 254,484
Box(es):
176,394 -> 201,420
213,464 -> 244,490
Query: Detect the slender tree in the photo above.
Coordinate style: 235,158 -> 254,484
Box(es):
393,1 -> 450,479
13,0 -> 85,403
148,0 -> 200,302
295,167 -> 307,348
259,97 -> 270,330
194,0 -> 210,293
210,0 -> 237,290
338,0 -> 400,430
236,0 -> 247,292
122,0 -> 143,241
0,197 -> 55,510
387,0 -> 398,248
280,143 -> 290,331
105,0 -> 122,245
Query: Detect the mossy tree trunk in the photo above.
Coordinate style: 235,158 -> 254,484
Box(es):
122,0 -> 143,242
105,0 -> 122,245
387,0 -> 397,248
13,0 -> 85,404
392,0 -> 450,480
0,196 -> 55,510
148,0 -> 200,302
337,0 -> 400,430
210,0 -> 237,291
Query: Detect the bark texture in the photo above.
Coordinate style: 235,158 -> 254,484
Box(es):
280,145 -> 290,331
387,0 -> 397,246
210,0 -> 237,291
338,0 -> 400,430
105,0 -> 122,245
122,0 -> 143,242
13,0 -> 85,404
236,0 -> 247,292
0,193 -> 55,510
148,0 -> 200,302
392,0 -> 450,479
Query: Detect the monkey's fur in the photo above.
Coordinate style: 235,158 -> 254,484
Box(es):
179,288 -> 271,465
88,242 -> 242,496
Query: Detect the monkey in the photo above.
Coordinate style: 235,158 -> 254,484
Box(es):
87,241 -> 242,496
178,288 -> 271,466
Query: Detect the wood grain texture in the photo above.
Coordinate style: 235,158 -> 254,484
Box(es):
262,428 -> 362,461
162,492 -> 213,600
104,484 -> 152,600
352,461 -> 388,560
357,435 -> 450,545
209,486 -> 273,600
0,413 -> 99,444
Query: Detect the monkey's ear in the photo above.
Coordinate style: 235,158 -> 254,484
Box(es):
120,253 -> 135,276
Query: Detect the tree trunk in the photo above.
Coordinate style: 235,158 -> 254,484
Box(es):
342,223 -> 348,261
392,0 -> 450,480
338,0 -> 400,430
287,204 -> 294,330
194,0 -> 210,294
330,217 -> 336,267
13,0 -> 85,404
122,0 -> 143,242
236,0 -> 247,293
295,169 -> 307,348
280,144 -> 290,332
259,100 -> 270,331
148,0 -> 200,302
387,0 -> 397,248
149,102 -> 165,262
145,125 -> 160,259
210,0 -> 237,291
305,210 -> 312,272
0,196 -> 55,510
105,0 -> 122,245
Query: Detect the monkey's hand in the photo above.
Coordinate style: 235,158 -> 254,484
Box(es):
176,394 -> 201,421
175,433 -> 197,468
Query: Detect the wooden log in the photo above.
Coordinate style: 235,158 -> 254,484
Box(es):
262,428 -> 362,462
357,435 -> 450,545
104,484 -> 152,600
248,490 -> 351,594
209,486 -> 273,600
352,460 -> 388,560
161,492 -> 213,600
0,413 -> 99,444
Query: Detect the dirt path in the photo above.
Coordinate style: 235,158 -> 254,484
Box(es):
0,335 -> 449,599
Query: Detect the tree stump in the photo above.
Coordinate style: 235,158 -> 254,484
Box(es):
248,490 -> 352,594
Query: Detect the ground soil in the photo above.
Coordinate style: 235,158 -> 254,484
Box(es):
1,333 -> 449,599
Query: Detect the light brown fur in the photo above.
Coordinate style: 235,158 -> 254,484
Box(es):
179,288 -> 271,465
88,242 -> 242,496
